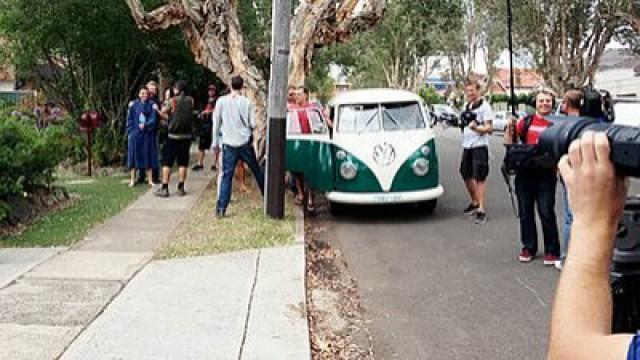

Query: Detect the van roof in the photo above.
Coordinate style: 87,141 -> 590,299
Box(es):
330,88 -> 422,105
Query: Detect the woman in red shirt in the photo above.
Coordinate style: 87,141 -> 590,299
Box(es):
505,89 -> 561,265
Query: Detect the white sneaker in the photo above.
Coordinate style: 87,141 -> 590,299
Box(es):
554,260 -> 563,271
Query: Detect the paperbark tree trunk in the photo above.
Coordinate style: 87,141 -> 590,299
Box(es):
125,0 -> 385,157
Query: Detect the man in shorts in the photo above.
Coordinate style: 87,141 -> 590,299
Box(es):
459,79 -> 494,224
155,80 -> 194,197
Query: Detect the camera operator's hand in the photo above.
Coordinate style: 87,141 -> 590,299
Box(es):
549,131 -> 633,360
558,132 -> 627,261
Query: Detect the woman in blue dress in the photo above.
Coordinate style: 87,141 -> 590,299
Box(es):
126,87 -> 159,187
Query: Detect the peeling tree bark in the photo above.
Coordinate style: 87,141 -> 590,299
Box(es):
125,0 -> 386,157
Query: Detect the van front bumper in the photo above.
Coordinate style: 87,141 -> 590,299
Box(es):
326,185 -> 444,205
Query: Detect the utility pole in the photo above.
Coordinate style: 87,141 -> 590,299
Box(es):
264,0 -> 290,219
507,0 -> 517,118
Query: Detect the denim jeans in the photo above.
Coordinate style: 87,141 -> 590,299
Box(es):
216,143 -> 264,212
515,170 -> 560,257
561,182 -> 573,260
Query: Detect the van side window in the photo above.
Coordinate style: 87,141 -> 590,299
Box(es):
308,110 -> 327,134
338,104 -> 380,133
286,111 -> 302,134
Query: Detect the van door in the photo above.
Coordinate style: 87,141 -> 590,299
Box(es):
286,106 -> 335,191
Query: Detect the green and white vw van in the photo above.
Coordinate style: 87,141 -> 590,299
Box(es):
286,88 -> 443,212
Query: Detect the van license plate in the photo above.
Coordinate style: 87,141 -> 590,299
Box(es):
373,194 -> 402,203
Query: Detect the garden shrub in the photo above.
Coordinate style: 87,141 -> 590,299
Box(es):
0,115 -> 82,220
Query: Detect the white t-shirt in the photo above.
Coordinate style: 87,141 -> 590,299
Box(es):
462,100 -> 494,149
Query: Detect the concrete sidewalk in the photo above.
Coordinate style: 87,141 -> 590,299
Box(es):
62,245 -> 308,360
0,157 -> 310,359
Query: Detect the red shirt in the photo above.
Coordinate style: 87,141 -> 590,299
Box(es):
297,109 -> 311,134
287,103 -> 312,134
515,114 -> 552,145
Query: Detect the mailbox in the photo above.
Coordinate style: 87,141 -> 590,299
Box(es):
78,110 -> 103,176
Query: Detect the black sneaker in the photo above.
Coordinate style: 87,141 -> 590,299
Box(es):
474,211 -> 487,224
215,209 -> 225,218
176,187 -> 186,196
154,187 -> 169,198
191,164 -> 204,171
463,203 -> 479,215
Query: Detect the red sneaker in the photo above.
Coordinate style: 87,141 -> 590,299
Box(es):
544,254 -> 559,266
519,249 -> 533,263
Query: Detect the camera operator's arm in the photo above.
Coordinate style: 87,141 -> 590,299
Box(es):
549,132 -> 632,360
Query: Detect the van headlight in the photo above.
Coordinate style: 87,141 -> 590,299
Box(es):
420,145 -> 431,157
340,162 -> 358,180
412,158 -> 429,176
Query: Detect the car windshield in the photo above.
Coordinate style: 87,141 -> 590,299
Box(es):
337,104 -> 380,133
382,102 -> 425,131
287,108 -> 328,134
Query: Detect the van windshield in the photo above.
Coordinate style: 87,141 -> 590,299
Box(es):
337,104 -> 380,133
382,102 -> 425,131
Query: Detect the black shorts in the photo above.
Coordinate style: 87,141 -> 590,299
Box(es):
460,146 -> 489,181
198,132 -> 212,151
163,138 -> 191,167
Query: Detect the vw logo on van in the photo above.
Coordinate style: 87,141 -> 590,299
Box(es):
373,143 -> 396,166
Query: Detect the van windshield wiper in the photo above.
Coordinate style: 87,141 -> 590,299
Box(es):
358,111 -> 378,134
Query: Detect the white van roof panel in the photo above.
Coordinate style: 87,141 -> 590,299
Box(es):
330,88 -> 422,105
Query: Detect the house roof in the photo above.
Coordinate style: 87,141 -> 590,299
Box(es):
598,49 -> 640,71
494,68 -> 545,89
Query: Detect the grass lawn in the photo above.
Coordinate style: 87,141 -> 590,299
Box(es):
157,180 -> 296,259
1,176 -> 148,247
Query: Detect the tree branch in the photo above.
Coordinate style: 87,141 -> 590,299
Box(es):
315,0 -> 386,45
615,11 -> 640,33
125,0 -> 188,31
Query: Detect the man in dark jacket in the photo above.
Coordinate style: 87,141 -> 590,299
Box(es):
155,80 -> 194,197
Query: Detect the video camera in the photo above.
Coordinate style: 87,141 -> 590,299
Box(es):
539,116 -> 640,176
458,109 -> 477,129
538,117 -> 640,333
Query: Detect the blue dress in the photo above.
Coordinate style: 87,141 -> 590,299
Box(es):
126,100 -> 158,170
629,334 -> 640,360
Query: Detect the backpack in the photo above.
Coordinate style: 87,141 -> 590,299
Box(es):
169,95 -> 195,136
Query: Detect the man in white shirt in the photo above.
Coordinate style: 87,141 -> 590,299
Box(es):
459,80 -> 494,224
211,76 -> 264,217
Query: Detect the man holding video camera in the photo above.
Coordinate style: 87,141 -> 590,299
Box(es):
505,88 -> 560,265
460,79 -> 494,225
548,131 -> 637,359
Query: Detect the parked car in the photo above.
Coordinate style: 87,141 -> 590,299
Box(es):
492,110 -> 529,134
424,104 -> 438,127
432,104 -> 459,127
493,111 -> 510,133
286,88 -> 444,214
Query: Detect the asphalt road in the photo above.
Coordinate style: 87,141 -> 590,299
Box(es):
328,127 -> 638,360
